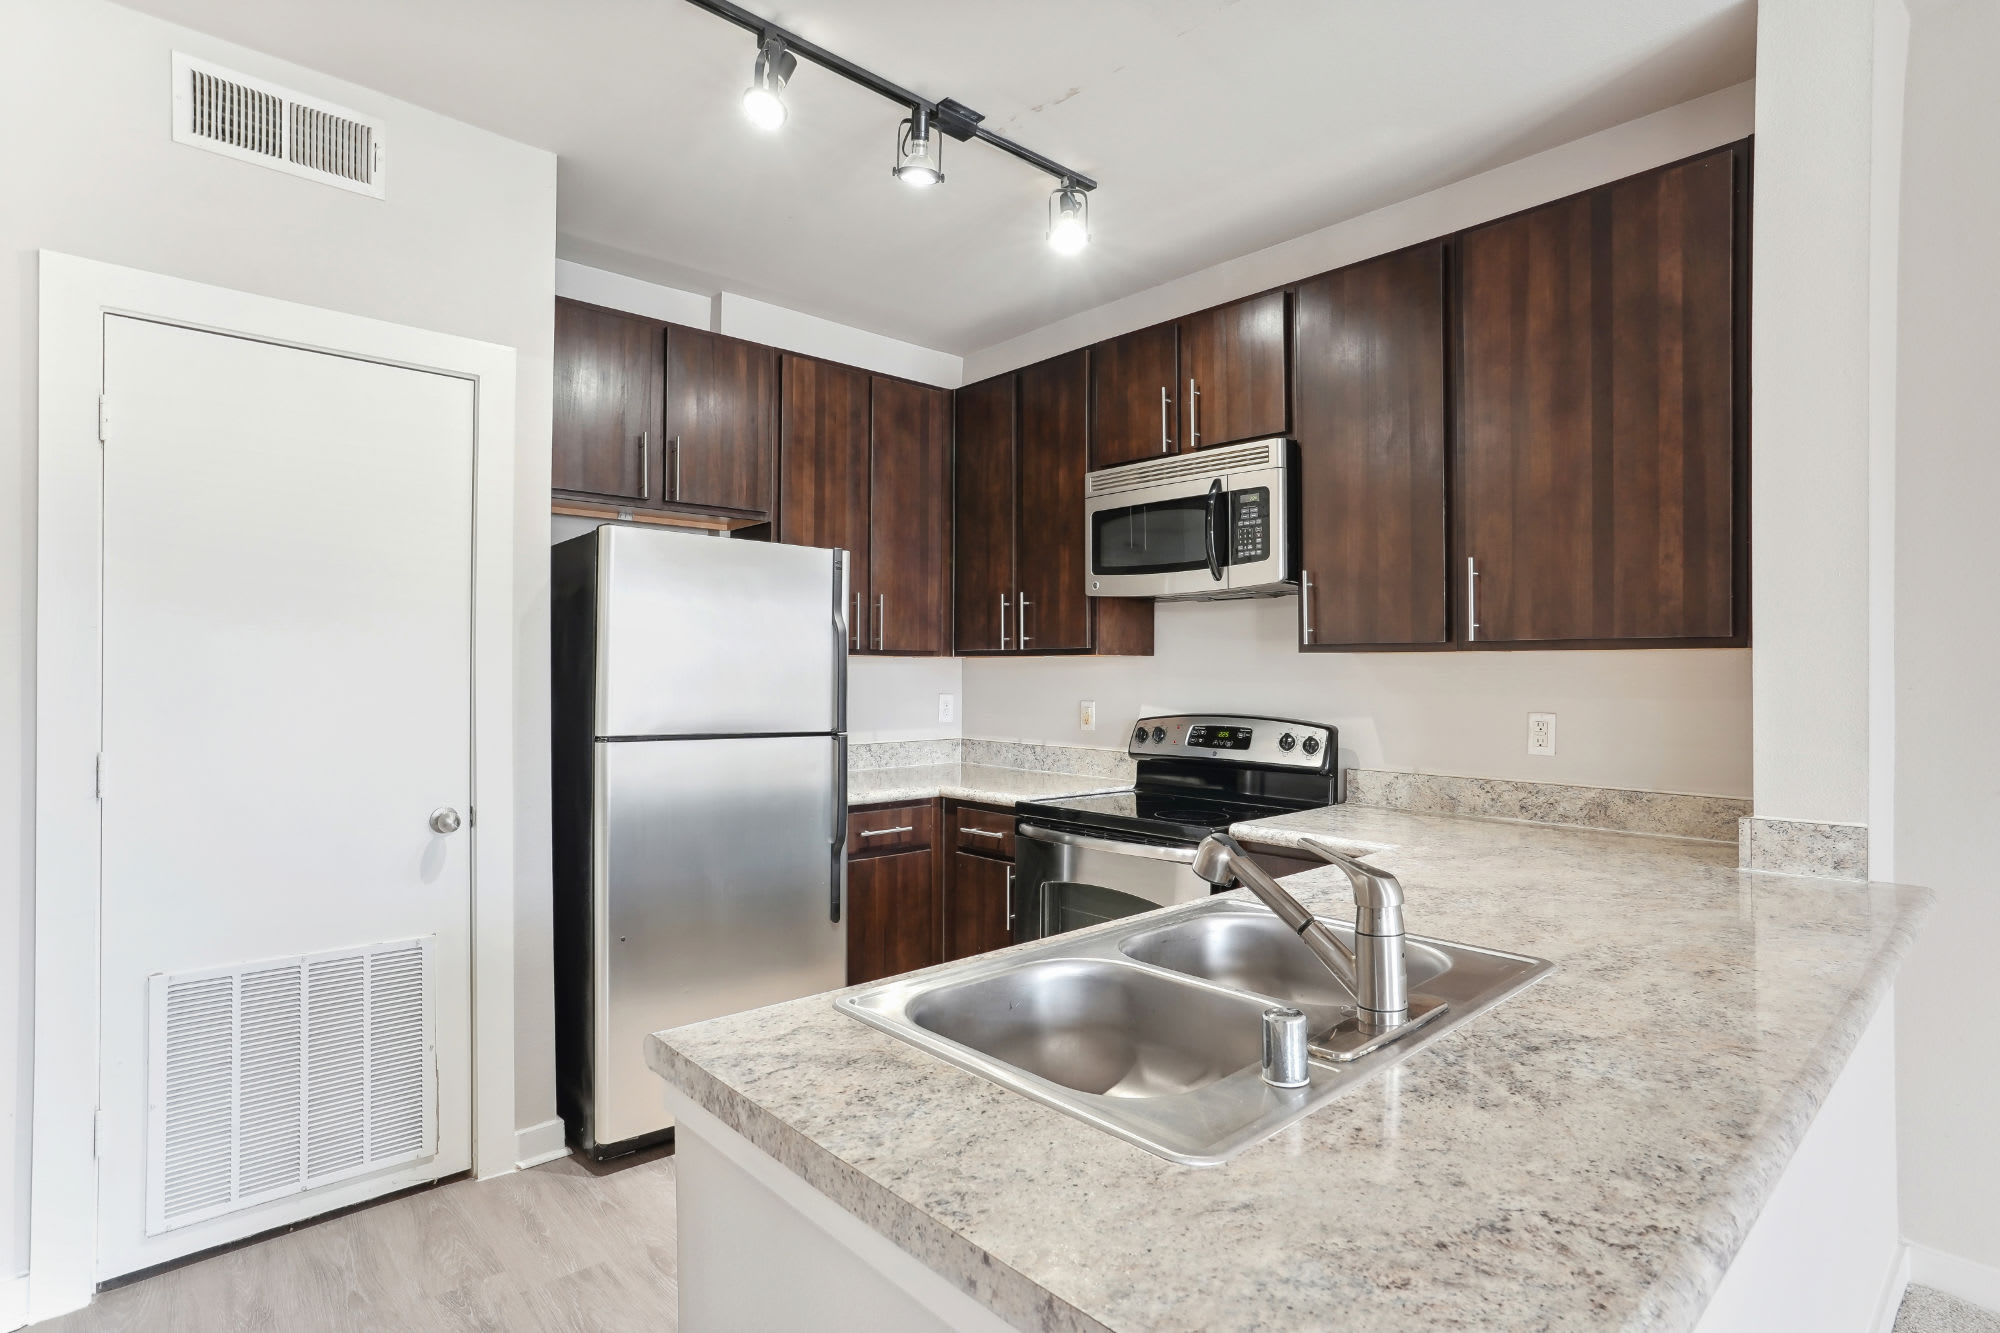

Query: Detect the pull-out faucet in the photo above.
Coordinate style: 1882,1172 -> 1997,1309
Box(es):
1191,833 -> 1410,1034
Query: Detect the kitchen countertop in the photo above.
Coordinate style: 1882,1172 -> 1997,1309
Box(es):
647,802 -> 1932,1333
846,761 -> 1124,808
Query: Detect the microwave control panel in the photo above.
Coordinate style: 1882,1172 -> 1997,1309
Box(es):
1230,487 -> 1270,564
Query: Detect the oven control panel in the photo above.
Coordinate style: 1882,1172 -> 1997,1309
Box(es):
1127,713 -> 1334,772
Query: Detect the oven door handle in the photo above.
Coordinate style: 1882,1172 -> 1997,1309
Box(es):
1204,478 -> 1224,582
1016,823 -> 1202,864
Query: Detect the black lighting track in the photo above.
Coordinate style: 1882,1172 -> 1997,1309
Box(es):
680,0 -> 1099,191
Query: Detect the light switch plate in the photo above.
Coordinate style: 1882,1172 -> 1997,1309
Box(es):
1079,700 -> 1097,731
938,694 -> 955,724
1528,712 -> 1557,756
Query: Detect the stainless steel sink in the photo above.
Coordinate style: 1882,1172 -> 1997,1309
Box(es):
838,897 -> 1553,1166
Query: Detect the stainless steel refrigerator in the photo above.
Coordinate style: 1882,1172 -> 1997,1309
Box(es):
551,525 -> 847,1157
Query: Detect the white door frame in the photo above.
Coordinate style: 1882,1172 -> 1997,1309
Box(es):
29,251 -> 520,1322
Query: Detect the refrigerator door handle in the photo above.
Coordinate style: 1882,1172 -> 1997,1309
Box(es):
833,551 -> 849,732
831,735 -> 848,923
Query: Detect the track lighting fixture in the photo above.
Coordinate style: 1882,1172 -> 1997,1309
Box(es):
741,34 -> 795,132
1047,184 -> 1089,254
689,0 -> 1099,251
893,106 -> 943,188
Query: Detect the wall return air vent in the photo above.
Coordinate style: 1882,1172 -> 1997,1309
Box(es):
171,52 -> 385,197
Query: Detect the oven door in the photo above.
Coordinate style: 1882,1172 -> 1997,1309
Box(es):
1085,454 -> 1291,599
1013,823 -> 1211,942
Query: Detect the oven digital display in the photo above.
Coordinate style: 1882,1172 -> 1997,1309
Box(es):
1186,725 -> 1253,751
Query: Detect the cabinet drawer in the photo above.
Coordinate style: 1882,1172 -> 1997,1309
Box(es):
952,805 -> 1015,860
847,802 -> 934,857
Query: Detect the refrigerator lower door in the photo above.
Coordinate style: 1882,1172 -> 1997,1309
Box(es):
591,734 -> 845,1149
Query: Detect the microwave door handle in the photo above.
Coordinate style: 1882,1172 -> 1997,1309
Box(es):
1204,479 -> 1224,582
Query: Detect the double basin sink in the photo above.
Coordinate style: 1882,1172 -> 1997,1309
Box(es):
837,896 -> 1552,1165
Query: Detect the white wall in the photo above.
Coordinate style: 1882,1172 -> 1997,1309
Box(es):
966,601 -> 1751,796
1892,0 -> 2000,1276
0,0 -> 559,1283
957,86 -> 1759,798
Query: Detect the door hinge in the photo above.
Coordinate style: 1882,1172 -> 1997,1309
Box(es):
97,394 -> 111,445
94,753 -> 104,800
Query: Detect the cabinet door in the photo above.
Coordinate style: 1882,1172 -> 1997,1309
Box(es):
553,298 -> 661,503
953,375 -> 1016,653
869,378 -> 951,655
1294,244 -> 1449,647
1458,146 -> 1741,643
663,326 -> 777,516
1179,290 -> 1288,449
1015,351 -> 1092,652
944,851 -> 1014,962
846,849 -> 939,985
1088,321 -> 1179,467
780,355 -> 872,645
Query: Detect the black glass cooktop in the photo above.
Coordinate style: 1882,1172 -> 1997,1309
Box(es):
1014,788 -> 1307,844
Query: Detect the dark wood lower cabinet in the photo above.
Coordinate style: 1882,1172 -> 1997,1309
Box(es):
846,848 -> 939,986
944,851 -> 1014,962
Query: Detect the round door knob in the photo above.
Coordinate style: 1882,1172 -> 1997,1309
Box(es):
429,807 -> 462,835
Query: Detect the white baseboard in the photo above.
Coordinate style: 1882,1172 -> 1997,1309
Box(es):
514,1117 -> 570,1170
1907,1242 -> 2000,1315
1,1274 -> 28,1333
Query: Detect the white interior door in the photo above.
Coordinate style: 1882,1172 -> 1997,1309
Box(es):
94,315 -> 476,1279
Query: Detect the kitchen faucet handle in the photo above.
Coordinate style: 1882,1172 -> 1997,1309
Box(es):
1296,837 -> 1405,916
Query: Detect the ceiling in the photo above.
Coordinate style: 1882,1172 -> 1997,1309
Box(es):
122,0 -> 1756,355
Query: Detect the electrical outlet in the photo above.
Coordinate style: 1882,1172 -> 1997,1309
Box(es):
1079,700 -> 1097,731
1527,712 -> 1557,757
937,693 -> 955,724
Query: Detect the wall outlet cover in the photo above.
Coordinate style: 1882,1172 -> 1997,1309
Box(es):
1528,712 -> 1557,756
1079,700 -> 1097,731
938,694 -> 955,724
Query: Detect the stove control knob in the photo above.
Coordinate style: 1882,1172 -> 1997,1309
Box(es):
1152,726 -> 1167,744
1133,725 -> 1149,745
1277,732 -> 1297,752
1301,735 -> 1322,757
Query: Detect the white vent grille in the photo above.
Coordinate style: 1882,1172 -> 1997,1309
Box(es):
171,52 -> 385,198
1085,438 -> 1288,496
146,938 -> 435,1234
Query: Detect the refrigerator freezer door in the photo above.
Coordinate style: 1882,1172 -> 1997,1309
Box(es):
592,735 -> 845,1146
596,525 -> 845,739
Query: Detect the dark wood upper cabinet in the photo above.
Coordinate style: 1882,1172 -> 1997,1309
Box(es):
553,298 -> 660,503
662,326 -> 776,517
1088,321 -> 1179,467
1015,351 -> 1092,652
869,377 -> 951,655
779,354 -> 872,639
953,376 -> 1017,654
1179,290 -> 1289,450
1294,243 -> 1450,648
1457,144 -> 1743,645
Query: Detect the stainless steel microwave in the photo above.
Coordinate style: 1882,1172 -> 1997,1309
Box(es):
1084,438 -> 1298,600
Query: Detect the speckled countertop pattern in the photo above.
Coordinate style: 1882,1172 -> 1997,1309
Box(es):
648,802 -> 1933,1333
846,762 -> 1124,807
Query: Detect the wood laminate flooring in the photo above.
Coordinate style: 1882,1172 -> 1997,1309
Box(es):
35,1148 -> 678,1333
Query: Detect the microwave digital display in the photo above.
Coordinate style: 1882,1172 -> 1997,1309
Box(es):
1186,724 -> 1253,751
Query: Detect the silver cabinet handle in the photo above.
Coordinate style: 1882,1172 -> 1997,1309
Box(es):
1301,569 -> 1314,645
1000,593 -> 1011,651
1159,386 -> 1170,453
638,431 -> 650,500
877,593 -> 886,652
853,592 -> 863,651
1188,376 -> 1200,448
859,825 -> 915,837
1467,556 -> 1480,642
963,827 -> 1006,840
1019,590 -> 1032,647
429,807 -> 461,835
1005,866 -> 1015,929
670,435 -> 682,501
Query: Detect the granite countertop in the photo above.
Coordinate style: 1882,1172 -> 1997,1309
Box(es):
648,802 -> 1932,1333
847,761 -> 1125,808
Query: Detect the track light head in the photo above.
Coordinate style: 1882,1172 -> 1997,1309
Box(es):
893,106 -> 943,188
1048,184 -> 1090,254
742,35 -> 796,132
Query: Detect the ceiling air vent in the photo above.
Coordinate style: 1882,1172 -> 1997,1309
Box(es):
171,52 -> 385,198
